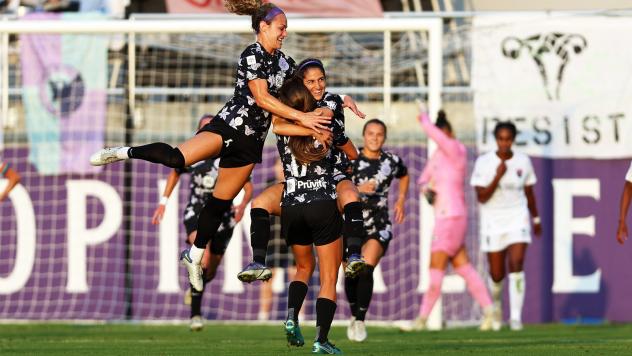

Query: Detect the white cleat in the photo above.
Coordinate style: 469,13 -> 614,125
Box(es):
399,316 -> 426,332
346,317 -> 356,341
190,315 -> 204,331
354,320 -> 367,342
89,147 -> 126,166
180,249 -> 203,292
492,307 -> 502,331
509,319 -> 523,331
479,307 -> 494,331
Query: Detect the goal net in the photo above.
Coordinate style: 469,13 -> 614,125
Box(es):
0,15 -> 484,327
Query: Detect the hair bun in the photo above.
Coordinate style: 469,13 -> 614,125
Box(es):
224,0 -> 263,16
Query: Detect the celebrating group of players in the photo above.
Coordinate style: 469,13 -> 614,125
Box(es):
84,0 -> 631,354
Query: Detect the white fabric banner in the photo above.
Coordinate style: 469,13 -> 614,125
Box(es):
472,15 -> 632,158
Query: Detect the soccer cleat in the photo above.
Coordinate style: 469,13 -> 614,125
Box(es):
479,307 -> 494,331
237,262 -> 272,283
399,316 -> 426,332
180,249 -> 203,292
509,319 -> 523,331
344,254 -> 366,278
183,287 -> 192,306
312,341 -> 342,354
284,319 -> 305,347
346,317 -> 356,341
190,315 -> 204,331
492,307 -> 502,331
354,320 -> 367,342
89,147 -> 127,166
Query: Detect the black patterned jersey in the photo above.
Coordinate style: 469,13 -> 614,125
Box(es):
317,92 -> 348,147
352,149 -> 407,239
317,92 -> 352,183
216,42 -> 296,147
352,149 -> 408,208
277,137 -> 337,207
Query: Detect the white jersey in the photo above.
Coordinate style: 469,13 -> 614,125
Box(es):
470,151 -> 536,237
626,161 -> 632,183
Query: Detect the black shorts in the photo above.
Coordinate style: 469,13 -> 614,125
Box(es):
281,200 -> 342,246
198,119 -> 262,168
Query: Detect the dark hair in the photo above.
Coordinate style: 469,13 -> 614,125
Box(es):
224,0 -> 284,34
435,110 -> 452,133
362,118 -> 387,138
493,121 -> 517,139
277,77 -> 327,165
295,58 -> 326,80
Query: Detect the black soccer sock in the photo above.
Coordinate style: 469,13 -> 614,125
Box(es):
193,196 -> 233,249
190,280 -> 206,318
250,208 -> 271,265
355,265 -> 375,321
343,202 -> 365,256
344,275 -> 359,317
316,298 -> 337,343
286,281 -> 309,322
127,142 -> 185,169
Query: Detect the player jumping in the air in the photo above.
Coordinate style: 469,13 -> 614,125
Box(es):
151,115 -> 253,331
238,58 -> 367,283
90,1 -> 334,292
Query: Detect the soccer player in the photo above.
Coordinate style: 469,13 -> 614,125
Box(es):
89,1 -> 334,292
151,115 -> 253,331
616,161 -> 632,245
0,158 -> 20,202
273,77 -> 344,354
406,107 -> 493,331
470,121 -> 541,331
238,58 -> 367,283
345,118 -> 409,342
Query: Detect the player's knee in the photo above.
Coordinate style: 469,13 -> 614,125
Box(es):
251,194 -> 272,211
489,270 -> 505,283
508,259 -> 524,273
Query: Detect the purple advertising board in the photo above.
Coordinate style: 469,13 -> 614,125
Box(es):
1,146 -> 631,323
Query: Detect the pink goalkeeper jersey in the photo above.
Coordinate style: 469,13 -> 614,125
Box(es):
418,113 -> 467,218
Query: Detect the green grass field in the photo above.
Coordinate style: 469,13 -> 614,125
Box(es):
1,323 -> 632,355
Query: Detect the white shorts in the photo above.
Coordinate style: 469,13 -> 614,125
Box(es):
480,227 -> 531,253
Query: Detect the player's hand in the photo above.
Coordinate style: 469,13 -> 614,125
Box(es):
342,95 -> 366,119
357,180 -> 377,195
533,222 -> 542,237
233,204 -> 246,223
298,111 -> 331,134
617,222 -> 628,245
496,160 -> 507,177
394,199 -> 405,224
152,205 -> 165,225
0,193 -> 7,202
313,129 -> 333,148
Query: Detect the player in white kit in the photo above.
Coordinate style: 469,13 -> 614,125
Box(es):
470,121 -> 541,331
616,161 -> 632,245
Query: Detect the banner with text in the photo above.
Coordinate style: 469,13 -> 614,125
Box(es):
165,0 -> 383,17
472,15 -> 632,158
